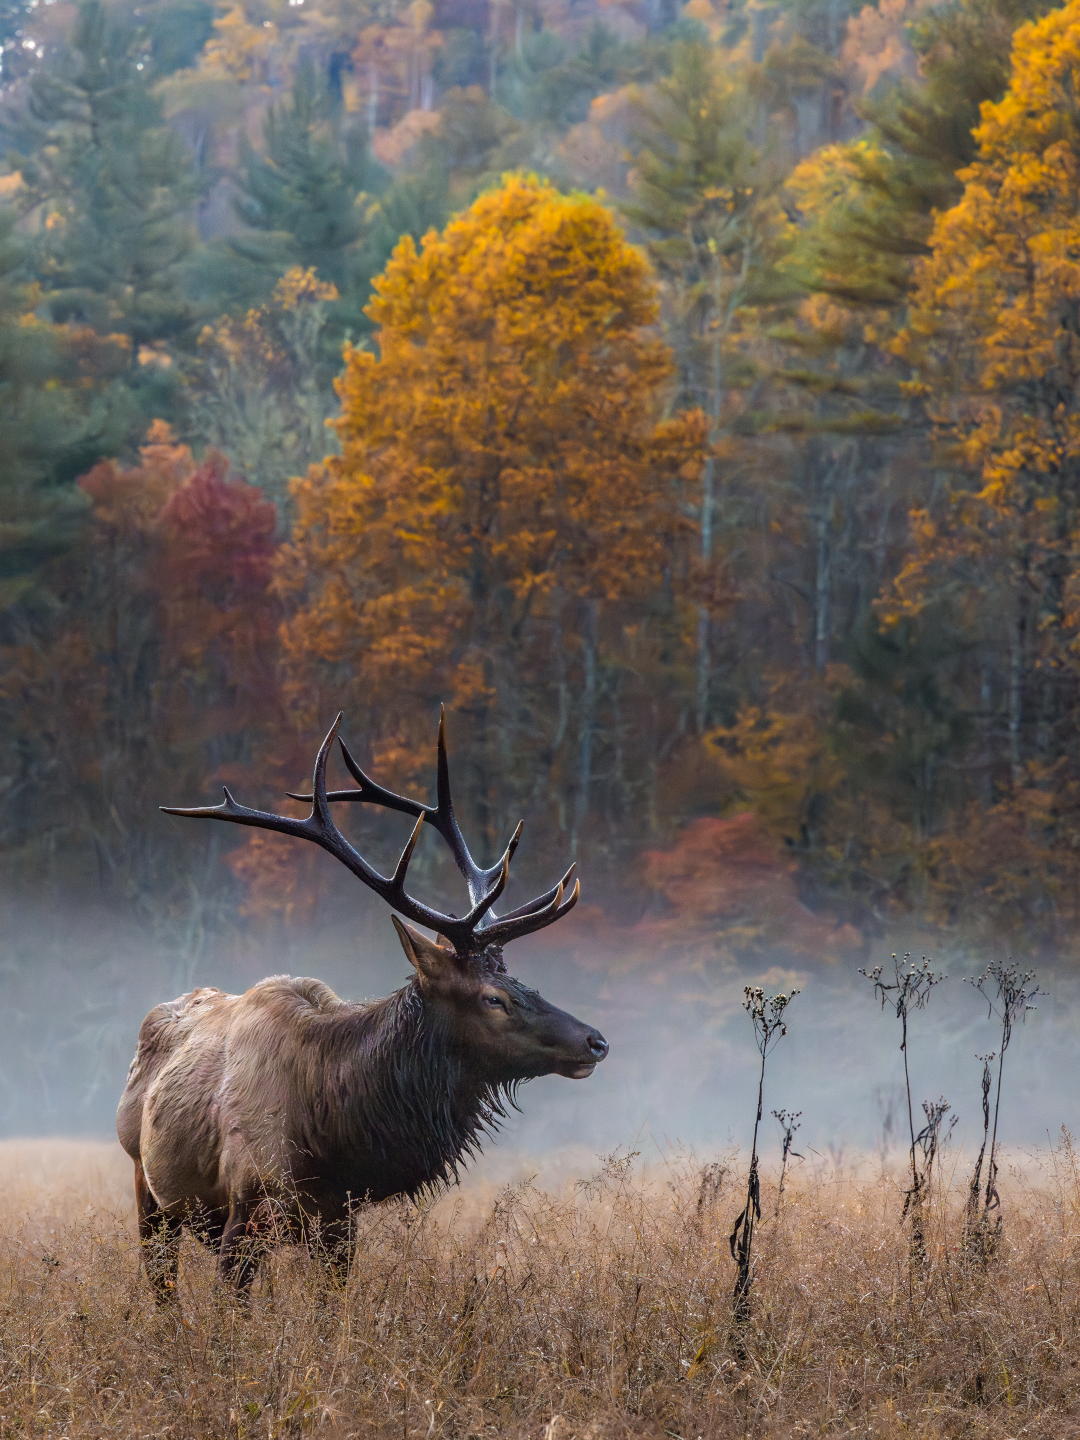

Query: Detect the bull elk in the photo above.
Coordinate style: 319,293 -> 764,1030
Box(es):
117,711 -> 608,1296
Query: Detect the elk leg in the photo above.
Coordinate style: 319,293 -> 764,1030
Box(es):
135,1161 -> 181,1302
187,1203 -> 227,1252
218,1198 -> 263,1292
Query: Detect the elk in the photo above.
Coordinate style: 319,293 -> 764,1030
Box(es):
117,711 -> 608,1296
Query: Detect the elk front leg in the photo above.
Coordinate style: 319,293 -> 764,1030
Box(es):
218,1197 -> 264,1292
135,1162 -> 182,1302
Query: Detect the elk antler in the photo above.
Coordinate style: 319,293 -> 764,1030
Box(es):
162,710 -> 579,953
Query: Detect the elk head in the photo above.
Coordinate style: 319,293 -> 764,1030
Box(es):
161,710 -> 608,1084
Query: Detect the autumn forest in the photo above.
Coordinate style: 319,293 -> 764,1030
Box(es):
2,0 -> 1079,978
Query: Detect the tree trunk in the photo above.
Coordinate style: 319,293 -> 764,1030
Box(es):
1008,607 -> 1023,786
571,599 -> 598,858
815,461 -> 834,675
696,252 -> 723,732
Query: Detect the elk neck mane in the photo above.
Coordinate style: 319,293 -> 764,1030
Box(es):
306,978 -> 522,1196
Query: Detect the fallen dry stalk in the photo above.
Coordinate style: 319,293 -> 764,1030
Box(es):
2,1139 -> 1080,1437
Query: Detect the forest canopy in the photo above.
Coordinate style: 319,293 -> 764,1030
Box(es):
2,0 -> 1079,969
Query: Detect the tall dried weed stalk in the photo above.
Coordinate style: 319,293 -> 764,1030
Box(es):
860,953 -> 946,1264
909,1096 -> 957,1213
771,1108 -> 802,1218
963,960 -> 1041,1266
727,985 -> 796,1345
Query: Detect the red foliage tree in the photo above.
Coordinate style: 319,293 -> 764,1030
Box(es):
0,424 -> 283,936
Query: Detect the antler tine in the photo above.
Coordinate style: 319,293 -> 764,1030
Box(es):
287,736 -> 432,817
433,705 -> 508,908
162,713 -> 346,836
309,710 -> 338,826
290,708 -> 511,913
451,818 -> 523,936
481,875 -> 581,947
492,863 -> 575,925
337,737 -> 436,818
164,712 -> 581,954
389,813 -> 426,889
162,715 -> 479,949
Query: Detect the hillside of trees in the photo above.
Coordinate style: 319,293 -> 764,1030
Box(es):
2,0 -> 1079,976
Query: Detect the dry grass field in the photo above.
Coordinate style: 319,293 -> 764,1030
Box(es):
1,1138 -> 1079,1439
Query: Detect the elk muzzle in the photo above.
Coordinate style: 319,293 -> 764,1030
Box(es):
532,1002 -> 609,1080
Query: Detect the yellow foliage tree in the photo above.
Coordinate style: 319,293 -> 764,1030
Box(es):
881,0 -> 1080,945
708,694 -> 845,846
276,176 -> 706,875
200,5 -> 278,83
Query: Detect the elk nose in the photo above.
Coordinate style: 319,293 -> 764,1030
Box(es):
587,1031 -> 609,1061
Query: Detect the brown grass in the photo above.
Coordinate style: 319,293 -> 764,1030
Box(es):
2,1137 -> 1080,1438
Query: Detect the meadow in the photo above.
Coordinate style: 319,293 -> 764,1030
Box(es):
0,1138 -> 1077,1439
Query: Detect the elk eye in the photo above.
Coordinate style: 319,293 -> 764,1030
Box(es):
483,994 -> 507,1011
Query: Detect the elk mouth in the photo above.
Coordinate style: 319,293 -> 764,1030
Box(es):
558,1032 -> 607,1079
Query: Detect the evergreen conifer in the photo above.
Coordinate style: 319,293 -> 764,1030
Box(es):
0,208 -> 129,608
224,56 -> 384,337
18,0 -> 200,354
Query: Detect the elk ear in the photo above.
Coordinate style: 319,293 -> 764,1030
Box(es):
392,916 -> 459,981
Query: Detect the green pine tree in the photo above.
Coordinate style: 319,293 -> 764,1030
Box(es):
362,161 -> 450,281
872,0 -> 1058,176
790,0 -> 1060,309
141,0 -> 217,79
497,22 -> 647,129
0,208 -> 130,609
18,0 -> 201,356
624,39 -> 790,416
623,38 -> 792,730
221,55 -> 385,337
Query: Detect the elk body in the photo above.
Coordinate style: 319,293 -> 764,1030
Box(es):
117,713 -> 608,1295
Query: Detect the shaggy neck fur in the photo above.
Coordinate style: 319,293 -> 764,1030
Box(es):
316,981 -> 516,1198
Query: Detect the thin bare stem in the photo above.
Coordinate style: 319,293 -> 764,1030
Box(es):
860,953 -> 946,1267
729,986 -> 797,1348
965,960 -> 1042,1261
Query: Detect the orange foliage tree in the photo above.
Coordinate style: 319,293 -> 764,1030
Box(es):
635,812 -> 862,988
275,176 -> 706,888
